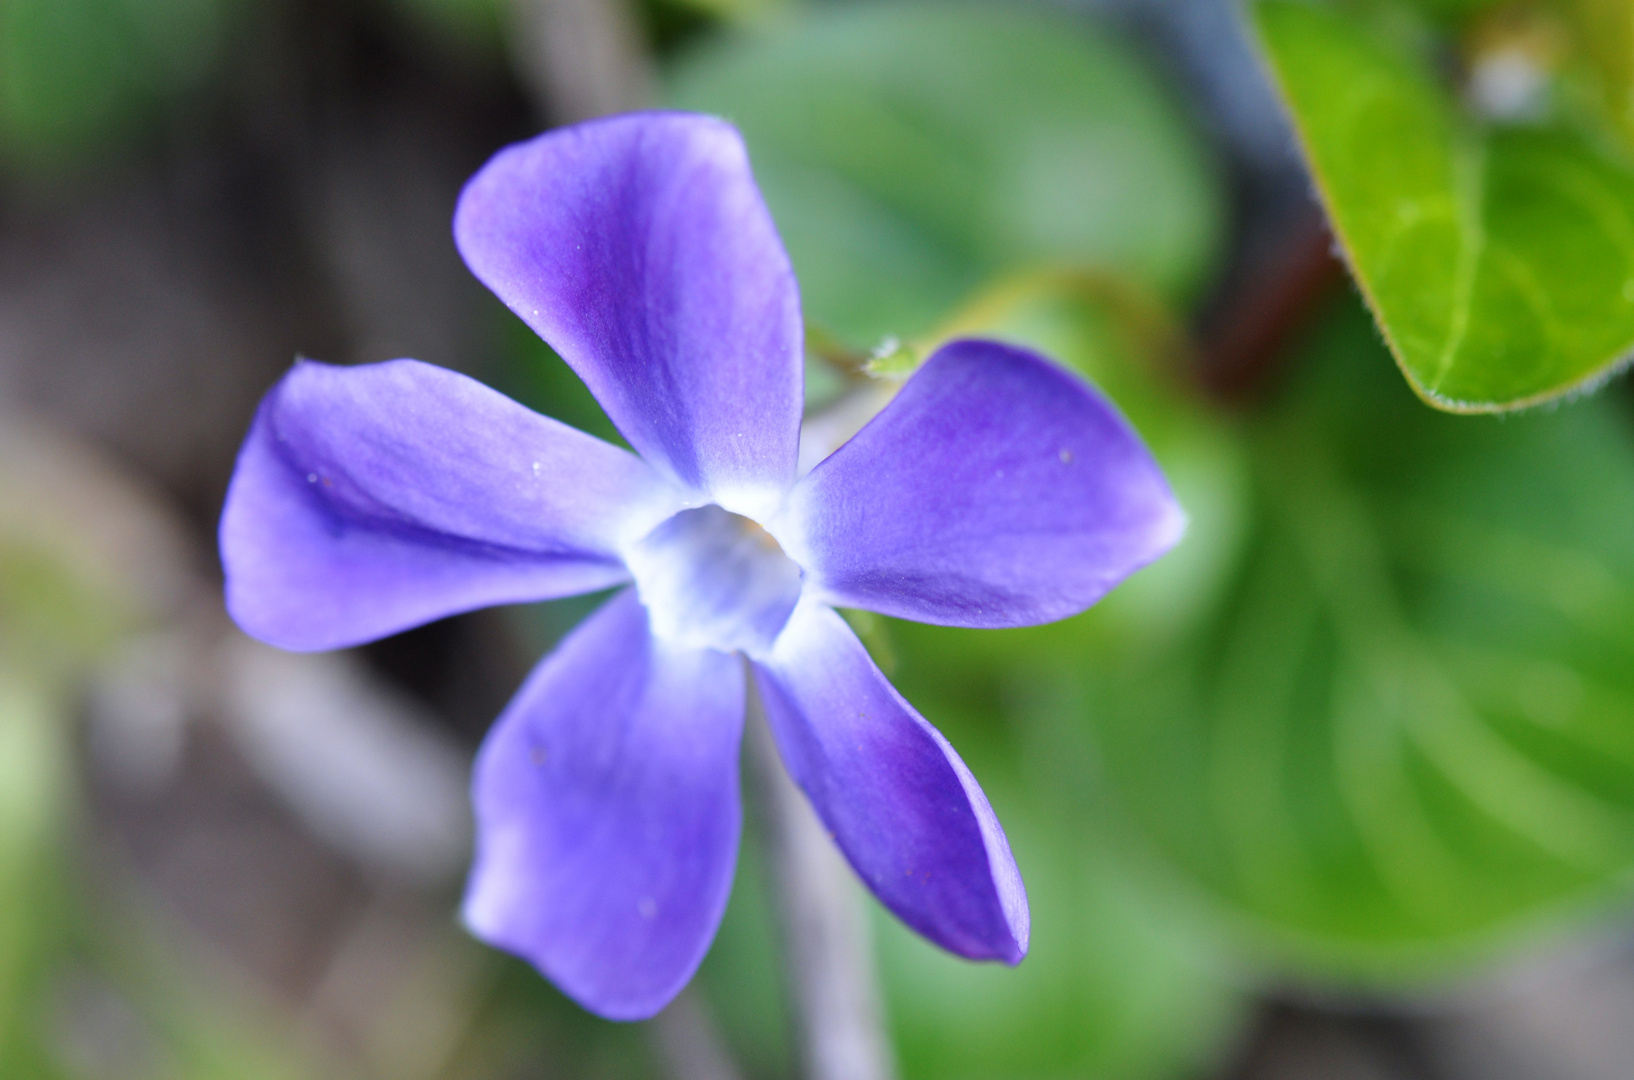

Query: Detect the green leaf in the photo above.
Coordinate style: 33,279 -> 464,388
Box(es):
666,2 -> 1224,350
1255,0 -> 1634,411
1092,296 -> 1634,973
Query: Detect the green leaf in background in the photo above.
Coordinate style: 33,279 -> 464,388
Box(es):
0,0 -> 235,168
1092,295 -> 1634,973
1560,0 -> 1634,151
1254,0 -> 1634,411
666,1 -> 1224,351
0,669 -> 74,1078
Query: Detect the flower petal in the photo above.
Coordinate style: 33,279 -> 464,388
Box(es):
752,601 -> 1028,963
454,112 -> 803,514
221,359 -> 682,652
463,589 -> 744,1020
771,339 -> 1184,628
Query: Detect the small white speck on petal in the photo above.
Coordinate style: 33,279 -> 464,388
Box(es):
306,473 -> 318,483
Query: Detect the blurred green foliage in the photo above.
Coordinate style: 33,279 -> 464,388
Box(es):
0,444 -> 126,1074
387,0 -> 507,57
662,0 -> 791,28
0,669 -> 76,1077
0,494 -> 117,1072
1560,0 -> 1634,150
1254,0 -> 1634,412
1091,296 -> 1634,972
667,2 -> 1224,351
0,441 -> 343,1080
0,0 -> 237,167
861,284 -> 1634,1000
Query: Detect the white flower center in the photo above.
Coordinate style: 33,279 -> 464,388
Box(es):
625,504 -> 803,657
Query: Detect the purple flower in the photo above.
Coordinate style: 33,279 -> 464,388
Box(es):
219,112 -> 1183,1020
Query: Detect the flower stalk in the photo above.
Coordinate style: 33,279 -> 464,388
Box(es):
745,683 -> 897,1080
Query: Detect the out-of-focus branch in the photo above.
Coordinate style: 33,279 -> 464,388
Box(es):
507,0 -> 655,123
1197,208 -> 1346,402
648,987 -> 746,1080
745,686 -> 897,1080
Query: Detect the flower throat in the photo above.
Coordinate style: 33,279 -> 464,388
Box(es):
625,504 -> 803,656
